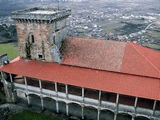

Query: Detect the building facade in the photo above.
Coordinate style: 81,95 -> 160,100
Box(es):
0,7 -> 160,120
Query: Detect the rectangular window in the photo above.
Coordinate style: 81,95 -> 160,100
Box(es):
38,54 -> 43,59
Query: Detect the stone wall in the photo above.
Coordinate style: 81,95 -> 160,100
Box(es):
13,7 -> 71,63
16,21 -> 52,61
16,19 -> 67,63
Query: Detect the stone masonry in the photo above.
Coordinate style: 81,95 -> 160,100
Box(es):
12,7 -> 71,63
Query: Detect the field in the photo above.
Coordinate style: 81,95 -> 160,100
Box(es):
9,110 -> 62,120
0,42 -> 19,60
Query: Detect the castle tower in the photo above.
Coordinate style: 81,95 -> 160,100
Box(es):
12,7 -> 71,63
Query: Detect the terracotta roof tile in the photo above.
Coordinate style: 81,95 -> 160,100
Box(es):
1,37 -> 160,100
1,57 -> 160,101
62,37 -> 126,72
62,37 -> 160,78
121,42 -> 160,78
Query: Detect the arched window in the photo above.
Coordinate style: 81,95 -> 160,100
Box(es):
31,35 -> 34,43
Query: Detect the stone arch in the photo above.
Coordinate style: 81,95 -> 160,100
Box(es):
100,109 -> 114,120
57,100 -> 67,114
43,96 -> 57,101
14,88 -> 26,94
43,96 -> 57,112
135,115 -> 150,120
116,113 -> 132,120
14,89 -> 28,104
31,35 -> 34,43
83,105 -> 98,120
28,92 -> 40,97
27,93 -> 41,107
84,104 -> 98,109
118,111 -> 133,116
28,32 -> 35,44
68,101 -> 82,106
57,99 -> 67,104
101,108 -> 114,113
68,102 -> 82,118
25,32 -> 34,59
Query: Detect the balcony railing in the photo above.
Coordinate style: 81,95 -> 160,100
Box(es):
13,82 -> 159,118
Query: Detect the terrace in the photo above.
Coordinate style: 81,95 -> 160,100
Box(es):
2,73 -> 160,120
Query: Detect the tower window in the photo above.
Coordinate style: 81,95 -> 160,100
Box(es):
31,35 -> 34,43
38,54 -> 43,59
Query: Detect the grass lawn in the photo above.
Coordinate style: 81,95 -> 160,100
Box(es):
143,43 -> 160,49
0,43 -> 19,60
9,110 -> 62,120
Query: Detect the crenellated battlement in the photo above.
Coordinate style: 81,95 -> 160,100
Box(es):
12,7 -> 71,22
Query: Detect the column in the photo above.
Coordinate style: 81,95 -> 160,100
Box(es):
132,115 -> 135,120
41,96 -> 44,110
98,90 -> 101,105
24,77 -> 30,107
134,97 -> 138,113
97,90 -> 101,120
65,84 -> 68,98
56,101 -> 59,113
114,113 -> 117,120
10,73 -> 17,103
9,73 -> 13,83
24,77 -> 28,91
115,94 -> 119,111
82,87 -> 84,102
114,93 -> 119,120
27,94 -> 31,107
39,80 -> 42,93
66,103 -> 69,116
81,105 -> 84,119
9,73 -> 14,92
116,94 -> 119,104
55,82 -> 58,96
97,109 -> 100,120
39,80 -> 44,110
152,100 -> 157,116
1,71 -> 9,102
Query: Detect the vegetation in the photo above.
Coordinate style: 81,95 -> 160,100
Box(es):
9,110 -> 62,120
0,89 -> 5,105
0,43 -> 19,60
143,43 -> 160,50
148,30 -> 160,39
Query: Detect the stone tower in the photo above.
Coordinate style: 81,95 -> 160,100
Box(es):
12,7 -> 71,63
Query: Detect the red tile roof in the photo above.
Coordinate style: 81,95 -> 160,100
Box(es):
62,37 -> 126,72
1,57 -> 160,101
62,37 -> 160,78
1,37 -> 160,100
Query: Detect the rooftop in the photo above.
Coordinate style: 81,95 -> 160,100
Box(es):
1,37 -> 160,101
29,10 -> 57,14
62,37 -> 160,78
1,56 -> 160,101
12,7 -> 71,21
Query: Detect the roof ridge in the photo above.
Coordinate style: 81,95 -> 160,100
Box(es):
129,42 -> 160,78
